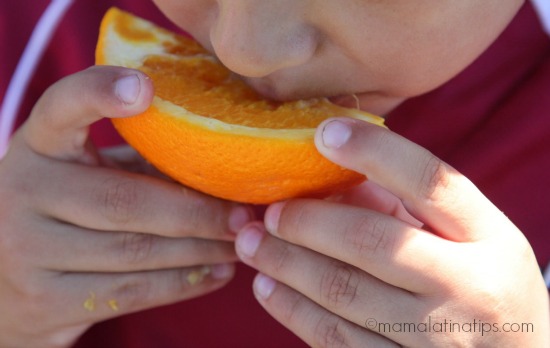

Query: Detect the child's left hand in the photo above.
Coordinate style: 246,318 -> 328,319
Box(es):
236,117 -> 550,347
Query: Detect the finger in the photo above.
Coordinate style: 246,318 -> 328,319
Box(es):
264,200 -> 456,291
22,65 -> 153,162
325,181 -> 423,228
250,273 -> 398,347
236,224 -> 422,344
99,145 -> 170,178
50,264 -> 234,324
28,157 -> 252,239
27,217 -> 237,272
315,118 -> 507,241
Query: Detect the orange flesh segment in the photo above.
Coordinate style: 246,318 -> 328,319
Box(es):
141,57 -> 345,129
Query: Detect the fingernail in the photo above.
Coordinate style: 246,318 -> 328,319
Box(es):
229,206 -> 253,234
115,74 -> 141,104
322,120 -> 352,149
265,201 -> 285,235
254,273 -> 276,300
236,225 -> 264,258
211,263 -> 234,279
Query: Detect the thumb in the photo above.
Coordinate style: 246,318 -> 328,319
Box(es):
21,65 -> 153,162
313,117 -> 509,242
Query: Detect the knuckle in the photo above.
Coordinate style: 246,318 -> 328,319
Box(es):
32,85 -> 62,129
272,242 -> 294,276
0,232 -> 24,272
0,218 -> 35,275
112,268 -> 204,310
319,262 -> 359,309
280,291 -> 307,325
0,160 -> 33,209
113,277 -> 154,307
178,195 -> 212,234
99,177 -> 143,225
279,200 -> 315,237
345,215 -> 395,261
13,275 -> 54,319
118,232 -> 155,265
417,156 -> 450,204
314,314 -> 351,348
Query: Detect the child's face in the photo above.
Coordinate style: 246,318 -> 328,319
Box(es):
153,0 -> 523,115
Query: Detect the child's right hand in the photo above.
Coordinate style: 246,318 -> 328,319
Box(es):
0,66 -> 248,348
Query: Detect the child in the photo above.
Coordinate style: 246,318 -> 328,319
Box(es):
0,0 -> 548,347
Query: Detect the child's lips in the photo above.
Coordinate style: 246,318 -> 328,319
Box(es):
244,77 -> 282,101
243,74 -> 328,102
330,93 -> 405,116
243,73 -> 402,116
243,75 -> 307,102
243,75 -> 387,112
328,95 -> 361,109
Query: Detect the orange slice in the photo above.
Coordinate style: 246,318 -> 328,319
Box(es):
96,7 -> 385,204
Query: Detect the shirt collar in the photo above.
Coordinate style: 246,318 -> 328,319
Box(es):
532,0 -> 550,35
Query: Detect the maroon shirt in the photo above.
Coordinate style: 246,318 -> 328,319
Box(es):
1,1 -> 549,347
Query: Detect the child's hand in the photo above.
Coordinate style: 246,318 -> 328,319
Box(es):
0,66 -> 248,348
236,118 -> 549,347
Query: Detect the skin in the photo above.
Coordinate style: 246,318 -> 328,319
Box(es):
0,67 -> 252,347
153,0 -> 524,115
153,0 -> 548,346
1,0 -> 548,347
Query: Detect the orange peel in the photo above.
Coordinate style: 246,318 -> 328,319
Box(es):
96,8 -> 385,204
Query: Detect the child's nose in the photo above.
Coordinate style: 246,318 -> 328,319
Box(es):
209,0 -> 319,78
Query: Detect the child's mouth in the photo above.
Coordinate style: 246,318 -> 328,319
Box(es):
241,76 -> 287,102
241,74 -> 398,117
328,95 -> 362,109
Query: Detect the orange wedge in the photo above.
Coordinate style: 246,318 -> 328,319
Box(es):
96,7 -> 385,204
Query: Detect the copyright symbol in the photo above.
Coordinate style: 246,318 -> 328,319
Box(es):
365,317 -> 377,329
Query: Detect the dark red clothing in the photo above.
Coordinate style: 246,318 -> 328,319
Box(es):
1,1 -> 549,347
386,2 -> 550,265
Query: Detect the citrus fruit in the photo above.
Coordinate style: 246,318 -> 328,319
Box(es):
95,7 -> 385,204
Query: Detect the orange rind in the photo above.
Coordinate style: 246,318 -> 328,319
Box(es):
96,8 -> 385,204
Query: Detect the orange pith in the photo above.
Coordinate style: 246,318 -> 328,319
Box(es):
96,7 -> 385,204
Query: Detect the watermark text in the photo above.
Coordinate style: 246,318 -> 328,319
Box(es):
364,317 -> 534,336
